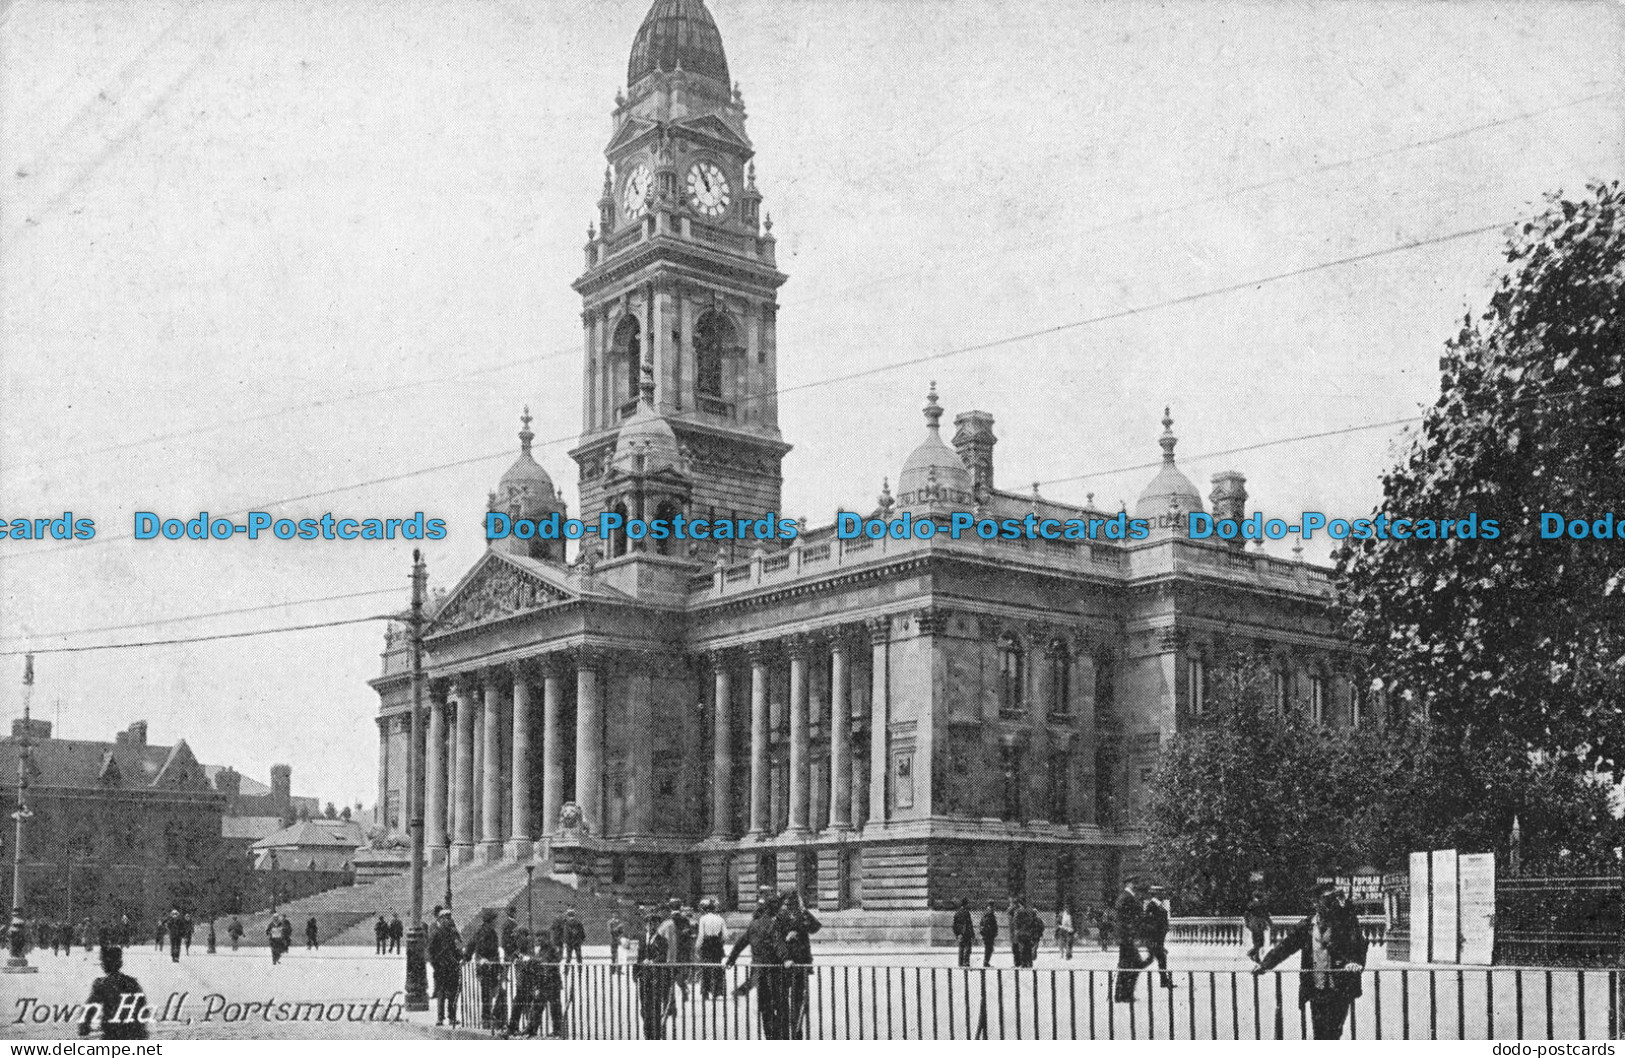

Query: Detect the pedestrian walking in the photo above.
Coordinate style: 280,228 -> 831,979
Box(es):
226,916 -> 243,952
1244,890 -> 1271,964
562,908 -> 585,964
696,898 -> 728,999
726,890 -> 789,1039
1113,878 -> 1148,1004
607,913 -> 626,975
428,908 -> 464,1027
670,899 -> 696,999
265,913 -> 287,965
464,908 -> 503,1030
153,918 -> 166,953
952,899 -> 974,967
181,912 -> 193,954
635,907 -> 675,1039
778,890 -> 820,1039
305,916 -> 319,950
76,946 -> 149,1040
1254,882 -> 1367,1039
1056,905 -> 1075,959
389,912 -> 403,954
1143,886 -> 1173,988
374,914 -> 389,955
978,901 -> 999,967
167,909 -> 183,963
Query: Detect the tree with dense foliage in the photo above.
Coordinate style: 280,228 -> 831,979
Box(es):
1144,652 -> 1621,914
1336,182 -> 1625,773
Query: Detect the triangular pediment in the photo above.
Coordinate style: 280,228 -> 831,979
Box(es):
675,113 -> 750,151
431,551 -> 575,632
153,740 -> 204,790
606,117 -> 659,157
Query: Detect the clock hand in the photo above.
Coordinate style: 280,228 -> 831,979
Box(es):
699,169 -> 712,193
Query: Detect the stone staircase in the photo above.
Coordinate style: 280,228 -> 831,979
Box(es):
234,861 -> 626,947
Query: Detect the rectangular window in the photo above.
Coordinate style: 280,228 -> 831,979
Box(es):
1188,658 -> 1205,716
1047,751 -> 1070,824
1310,676 -> 1325,724
1274,670 -> 1289,715
1350,683 -> 1362,727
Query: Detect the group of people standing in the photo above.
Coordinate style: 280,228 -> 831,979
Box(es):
425,903 -> 582,1035
1111,878 -> 1174,1002
721,888 -> 821,1040
950,897 -> 1067,967
373,911 -> 405,954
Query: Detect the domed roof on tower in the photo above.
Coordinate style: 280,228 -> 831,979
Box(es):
495,407 -> 564,520
1134,407 -> 1204,520
613,363 -> 684,474
896,383 -> 974,510
628,0 -> 730,90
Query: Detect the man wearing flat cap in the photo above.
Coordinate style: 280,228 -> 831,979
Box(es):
427,908 -> 463,1027
1255,882 -> 1367,1039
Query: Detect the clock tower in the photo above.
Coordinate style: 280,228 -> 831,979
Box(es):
571,0 -> 790,554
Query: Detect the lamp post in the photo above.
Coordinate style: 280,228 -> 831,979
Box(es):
5,654 -> 38,975
402,550 -> 429,1011
525,865 -> 535,936
269,850 -> 279,914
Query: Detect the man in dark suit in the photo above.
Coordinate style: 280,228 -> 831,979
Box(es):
978,901 -> 999,967
952,899 -> 974,967
1255,882 -> 1368,1039
726,892 -> 789,1038
77,947 -> 149,1040
1143,885 -> 1173,988
427,909 -> 463,1027
778,891 -> 821,1038
1112,878 -> 1147,1003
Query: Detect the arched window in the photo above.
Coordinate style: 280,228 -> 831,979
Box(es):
609,501 -> 630,558
1047,640 -> 1070,718
613,316 -> 642,401
1309,673 -> 1326,724
998,633 -> 1025,717
653,500 -> 682,557
1187,656 -> 1206,717
694,311 -> 735,401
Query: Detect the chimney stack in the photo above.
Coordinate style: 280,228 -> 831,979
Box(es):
1209,472 -> 1248,550
952,411 -> 997,496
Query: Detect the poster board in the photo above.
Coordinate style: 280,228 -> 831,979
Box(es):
1409,850 -> 1431,963
1431,848 -> 1460,964
1457,852 -> 1496,964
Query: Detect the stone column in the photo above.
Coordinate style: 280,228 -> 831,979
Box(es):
452,678 -> 476,861
426,683 -> 447,858
787,637 -> 810,835
472,700 -> 485,842
376,717 -> 390,833
829,637 -> 853,830
866,617 -> 890,828
541,659 -> 565,838
575,654 -> 603,833
748,645 -> 770,837
711,657 -> 733,838
508,663 -> 533,858
481,672 -> 503,857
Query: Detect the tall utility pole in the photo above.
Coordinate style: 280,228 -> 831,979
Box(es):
403,550 -> 429,1011
5,654 -> 38,974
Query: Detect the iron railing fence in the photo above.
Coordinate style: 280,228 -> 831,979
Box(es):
444,961 -> 1621,1040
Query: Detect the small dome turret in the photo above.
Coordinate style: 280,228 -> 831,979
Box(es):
496,408 -> 565,521
1134,407 -> 1204,522
612,363 -> 683,474
896,383 -> 974,511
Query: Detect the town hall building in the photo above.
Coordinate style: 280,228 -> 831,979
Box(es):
371,0 -> 1355,930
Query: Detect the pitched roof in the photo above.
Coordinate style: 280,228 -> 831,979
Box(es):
251,818 -> 364,851
222,816 -> 283,841
0,732 -> 212,794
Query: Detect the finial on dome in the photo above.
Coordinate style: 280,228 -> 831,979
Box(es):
1292,539 -> 1304,562
1032,481 -> 1042,498
746,161 -> 757,191
519,406 -> 534,455
587,223 -> 596,241
1159,406 -> 1178,465
615,87 -> 626,108
922,382 -> 943,434
603,167 -> 613,192
878,476 -> 894,513
763,212 -> 773,234
1086,491 -> 1095,507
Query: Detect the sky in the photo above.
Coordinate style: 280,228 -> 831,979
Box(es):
0,0 -> 1621,811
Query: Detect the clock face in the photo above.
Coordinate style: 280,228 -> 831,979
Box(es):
686,162 -> 731,218
622,164 -> 652,219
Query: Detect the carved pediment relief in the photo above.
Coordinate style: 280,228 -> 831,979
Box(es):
434,560 -> 571,631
